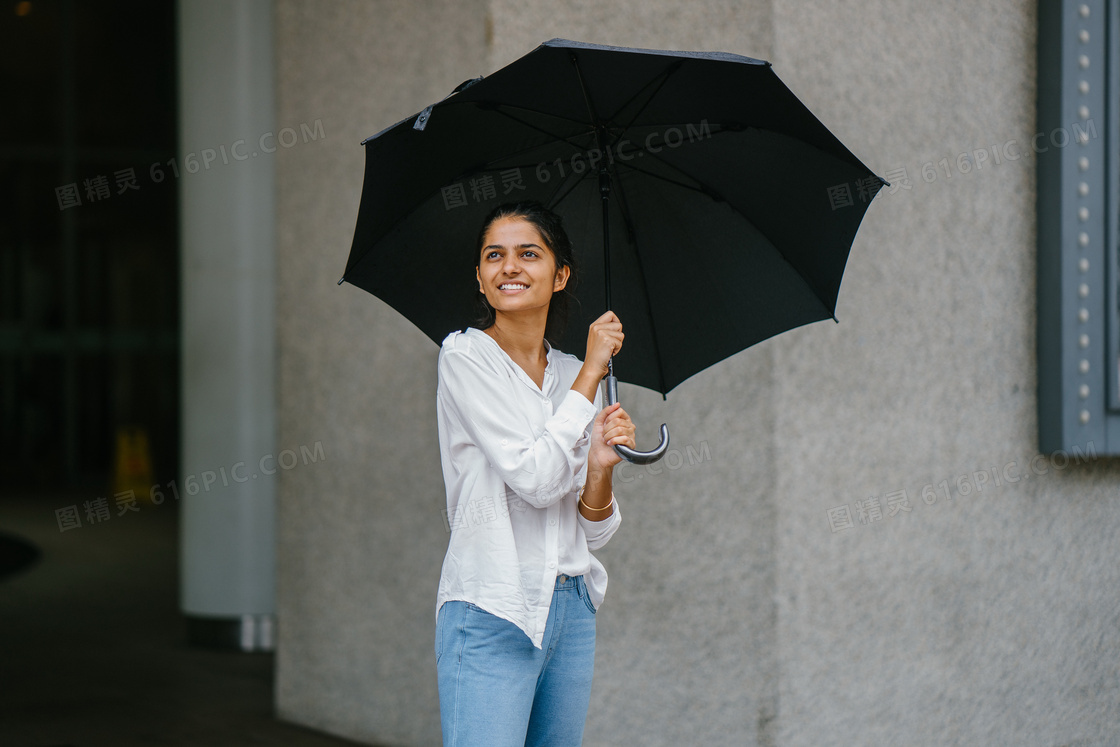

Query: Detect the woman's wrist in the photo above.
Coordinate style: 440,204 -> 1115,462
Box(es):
579,488 -> 614,514
578,465 -> 614,518
585,463 -> 613,488
571,365 -> 605,404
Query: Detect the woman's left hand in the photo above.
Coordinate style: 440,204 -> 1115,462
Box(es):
588,402 -> 636,472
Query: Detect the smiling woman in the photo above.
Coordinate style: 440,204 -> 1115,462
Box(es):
472,201 -> 577,346
477,216 -> 568,328
434,201 -> 638,745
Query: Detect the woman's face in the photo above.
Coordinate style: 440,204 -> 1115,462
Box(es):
477,216 -> 569,319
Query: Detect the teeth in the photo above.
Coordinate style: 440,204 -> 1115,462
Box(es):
500,284 -> 528,290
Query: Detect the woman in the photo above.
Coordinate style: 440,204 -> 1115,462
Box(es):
434,201 -> 636,745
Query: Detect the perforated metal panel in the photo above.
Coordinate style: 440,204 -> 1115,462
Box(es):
1037,0 -> 1120,454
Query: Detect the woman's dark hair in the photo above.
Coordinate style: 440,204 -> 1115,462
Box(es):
473,201 -> 577,344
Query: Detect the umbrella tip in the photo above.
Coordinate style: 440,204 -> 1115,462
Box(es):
338,276 -> 346,286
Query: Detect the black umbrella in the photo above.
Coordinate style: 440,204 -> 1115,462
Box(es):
342,38 -> 884,463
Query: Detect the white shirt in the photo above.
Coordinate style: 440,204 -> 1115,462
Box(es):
435,327 -> 622,649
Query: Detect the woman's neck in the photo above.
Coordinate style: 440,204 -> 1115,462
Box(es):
484,314 -> 548,363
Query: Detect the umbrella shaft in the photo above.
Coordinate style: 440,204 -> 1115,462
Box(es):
600,171 -> 616,376
605,374 -> 619,406
599,168 -> 612,312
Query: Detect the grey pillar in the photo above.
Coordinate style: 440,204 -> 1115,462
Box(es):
177,0 -> 276,650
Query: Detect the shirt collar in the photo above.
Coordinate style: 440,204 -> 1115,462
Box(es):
465,327 -> 555,391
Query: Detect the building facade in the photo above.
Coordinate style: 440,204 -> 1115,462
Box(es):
256,1 -> 1120,743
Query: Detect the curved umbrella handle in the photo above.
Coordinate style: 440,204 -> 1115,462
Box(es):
604,375 -> 670,465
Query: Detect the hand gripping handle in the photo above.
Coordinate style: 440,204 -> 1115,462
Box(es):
604,375 -> 670,465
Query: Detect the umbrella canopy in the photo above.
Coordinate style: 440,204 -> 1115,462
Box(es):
343,38 -> 884,398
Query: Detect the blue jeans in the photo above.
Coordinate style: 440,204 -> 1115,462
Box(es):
435,574 -> 597,746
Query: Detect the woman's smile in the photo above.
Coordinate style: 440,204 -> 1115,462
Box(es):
477,216 -> 569,313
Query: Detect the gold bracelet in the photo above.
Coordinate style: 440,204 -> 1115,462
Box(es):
578,488 -> 614,513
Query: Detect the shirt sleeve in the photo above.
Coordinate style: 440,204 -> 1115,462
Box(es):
438,341 -> 597,508
578,495 -> 621,550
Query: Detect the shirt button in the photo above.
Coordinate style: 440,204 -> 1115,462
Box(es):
501,438 -> 508,445
549,518 -> 557,526
547,560 -> 556,569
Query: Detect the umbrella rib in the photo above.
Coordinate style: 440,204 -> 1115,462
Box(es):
429,99 -> 600,174
616,124 -> 870,205
436,107 -> 598,186
569,52 -> 688,397
449,98 -> 619,164
614,149 -> 714,197
601,62 -> 684,152
544,169 -> 594,210
610,125 -> 815,203
450,139 -> 590,182
565,55 -> 689,174
624,140 -> 841,320
607,178 -> 671,398
480,103 -> 596,153
461,98 -> 592,128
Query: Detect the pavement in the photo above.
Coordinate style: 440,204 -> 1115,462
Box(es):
0,491 -> 374,747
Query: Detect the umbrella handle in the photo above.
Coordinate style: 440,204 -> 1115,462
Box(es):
604,375 -> 670,465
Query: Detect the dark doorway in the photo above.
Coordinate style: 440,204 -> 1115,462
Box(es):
0,0 -> 179,494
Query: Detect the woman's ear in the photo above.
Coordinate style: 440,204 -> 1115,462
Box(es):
554,264 -> 571,291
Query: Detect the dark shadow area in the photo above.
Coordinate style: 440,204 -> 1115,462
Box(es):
1,3 -> 382,744
0,492 -> 373,747
0,529 -> 41,580
1,0 -> 180,494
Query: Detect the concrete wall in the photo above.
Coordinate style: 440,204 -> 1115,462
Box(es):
273,1 -> 1120,744
273,2 -> 487,743
770,2 -> 1120,743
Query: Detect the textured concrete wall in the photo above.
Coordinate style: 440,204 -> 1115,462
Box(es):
273,2 -> 487,744
273,1 -> 1120,745
770,1 -> 1120,744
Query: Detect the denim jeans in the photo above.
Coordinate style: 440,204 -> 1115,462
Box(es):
435,574 -> 597,746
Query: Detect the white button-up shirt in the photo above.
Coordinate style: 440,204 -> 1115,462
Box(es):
435,327 -> 622,648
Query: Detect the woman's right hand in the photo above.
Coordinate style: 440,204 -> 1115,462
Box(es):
569,311 -> 624,405
583,311 -> 624,379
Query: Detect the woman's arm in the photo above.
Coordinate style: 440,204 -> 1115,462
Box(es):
577,402 -> 635,521
438,342 -> 596,508
573,310 -> 631,520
